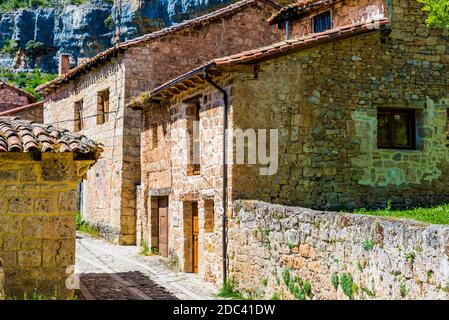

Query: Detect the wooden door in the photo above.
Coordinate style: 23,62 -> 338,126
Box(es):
192,203 -> 199,273
158,196 -> 168,257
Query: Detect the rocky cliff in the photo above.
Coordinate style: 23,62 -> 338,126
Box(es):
0,0 -> 234,73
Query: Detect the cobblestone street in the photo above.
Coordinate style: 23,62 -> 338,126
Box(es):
75,233 -> 219,300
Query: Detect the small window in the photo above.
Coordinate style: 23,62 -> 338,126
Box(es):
97,89 -> 110,124
313,11 -> 331,33
204,200 -> 214,233
187,102 -> 201,176
377,108 -> 416,149
74,99 -> 84,132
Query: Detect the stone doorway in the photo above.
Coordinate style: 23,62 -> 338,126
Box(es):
182,201 -> 199,273
157,196 -> 169,257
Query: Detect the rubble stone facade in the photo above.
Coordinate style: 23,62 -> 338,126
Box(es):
275,0 -> 386,40
141,0 -> 449,285
41,0 -> 280,245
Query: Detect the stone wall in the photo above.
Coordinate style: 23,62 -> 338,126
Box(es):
230,0 -> 449,210
44,61 -> 132,244
0,85 -> 34,112
45,1 -> 280,245
279,0 -> 386,40
229,200 -> 449,299
0,153 -> 91,299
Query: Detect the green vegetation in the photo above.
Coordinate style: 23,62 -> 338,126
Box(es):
406,252 -> 416,263
354,204 -> 449,225
262,278 -> 268,287
104,14 -> 114,30
399,283 -> 408,298
1,39 -> 17,55
217,279 -> 244,300
0,68 -> 56,100
340,273 -> 356,300
282,269 -> 313,300
75,211 -> 100,237
0,0 -> 88,12
363,240 -> 374,251
419,0 -> 449,32
331,272 -> 339,291
139,240 -> 159,256
25,40 -> 46,57
361,287 -> 376,298
270,292 -> 281,300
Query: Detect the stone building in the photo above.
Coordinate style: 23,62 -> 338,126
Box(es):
269,0 -> 386,40
0,81 -> 36,113
0,117 -> 101,299
0,101 -> 44,123
37,0 -> 282,245
136,0 -> 449,284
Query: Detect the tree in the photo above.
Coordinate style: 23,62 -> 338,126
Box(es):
419,0 -> 449,31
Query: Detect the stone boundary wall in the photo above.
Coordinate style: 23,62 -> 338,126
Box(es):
228,200 -> 449,299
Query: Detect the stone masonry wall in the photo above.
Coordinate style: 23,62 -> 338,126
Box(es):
279,0 -> 386,40
128,3 -> 280,99
44,60 -> 130,244
0,153 -> 90,299
230,0 -> 449,210
229,200 -> 449,299
45,1 -> 280,245
0,85 -> 34,112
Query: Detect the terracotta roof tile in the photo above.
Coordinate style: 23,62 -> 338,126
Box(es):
0,117 -> 102,155
37,0 -> 281,93
149,18 -> 389,99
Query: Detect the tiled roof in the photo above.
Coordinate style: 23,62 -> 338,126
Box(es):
0,117 -> 102,154
268,0 -> 340,24
149,18 -> 389,99
0,101 -> 44,116
37,0 -> 282,93
0,81 -> 36,102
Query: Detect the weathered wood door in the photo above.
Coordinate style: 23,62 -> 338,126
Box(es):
158,196 -> 168,258
192,202 -> 199,273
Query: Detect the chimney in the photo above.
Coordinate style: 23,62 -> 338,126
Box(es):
59,54 -> 71,76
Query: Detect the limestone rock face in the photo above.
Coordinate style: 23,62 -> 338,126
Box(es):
0,0 -> 236,72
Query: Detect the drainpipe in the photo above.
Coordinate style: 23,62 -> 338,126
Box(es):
285,20 -> 290,41
204,70 -> 228,286
387,0 -> 393,21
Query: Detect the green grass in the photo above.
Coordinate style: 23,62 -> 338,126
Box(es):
0,68 -> 57,100
217,279 -> 244,300
353,204 -> 449,225
75,212 -> 100,237
139,240 -> 159,256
